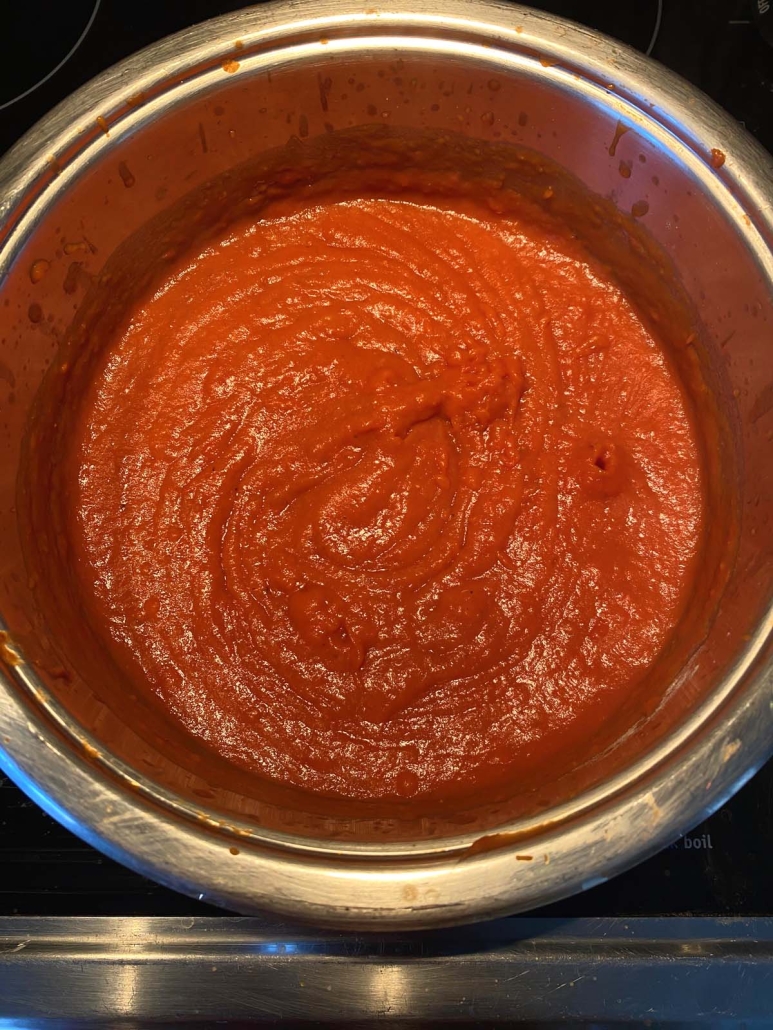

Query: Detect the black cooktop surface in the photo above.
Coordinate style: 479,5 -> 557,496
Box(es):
1,0 -> 771,919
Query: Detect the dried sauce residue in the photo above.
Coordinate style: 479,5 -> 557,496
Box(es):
118,162 -> 136,189
0,361 -> 15,388
29,259 -> 50,284
750,381 -> 773,424
608,121 -> 629,157
0,632 -> 22,668
63,261 -> 86,295
318,73 -> 333,112
64,237 -> 97,255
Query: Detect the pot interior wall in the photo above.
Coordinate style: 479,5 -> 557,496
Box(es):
0,42 -> 771,846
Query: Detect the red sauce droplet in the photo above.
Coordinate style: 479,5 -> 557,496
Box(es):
631,199 -> 650,218
118,162 -> 136,189
710,148 -> 726,169
29,259 -> 50,284
63,261 -> 84,295
318,74 -> 332,113
221,59 -> 240,74
63,239 -> 92,255
608,121 -> 629,157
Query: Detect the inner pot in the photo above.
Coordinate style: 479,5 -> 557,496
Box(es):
0,1 -> 772,926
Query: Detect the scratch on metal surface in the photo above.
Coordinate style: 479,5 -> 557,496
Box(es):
99,812 -> 136,829
504,969 -> 530,982
0,939 -> 31,953
548,974 -> 585,993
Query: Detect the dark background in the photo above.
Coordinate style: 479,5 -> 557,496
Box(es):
0,0 -> 771,917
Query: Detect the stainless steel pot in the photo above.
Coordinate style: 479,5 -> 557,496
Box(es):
1,0 -> 772,929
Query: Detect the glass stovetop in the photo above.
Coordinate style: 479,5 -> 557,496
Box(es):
2,757 -> 772,917
1,0 -> 771,922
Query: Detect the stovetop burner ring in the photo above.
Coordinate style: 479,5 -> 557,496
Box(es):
0,0 -> 101,112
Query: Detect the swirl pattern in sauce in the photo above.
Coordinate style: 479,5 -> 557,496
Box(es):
70,194 -> 704,800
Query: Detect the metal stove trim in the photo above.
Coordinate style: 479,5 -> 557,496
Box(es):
0,916 -> 772,1024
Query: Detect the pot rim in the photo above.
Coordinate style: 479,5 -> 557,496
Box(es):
1,0 -> 772,927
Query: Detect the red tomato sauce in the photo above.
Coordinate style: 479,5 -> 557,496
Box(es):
68,192 -> 705,801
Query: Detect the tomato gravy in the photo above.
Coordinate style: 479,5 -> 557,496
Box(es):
65,187 -> 705,802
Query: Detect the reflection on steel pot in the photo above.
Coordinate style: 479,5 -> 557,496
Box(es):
0,0 -> 772,928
